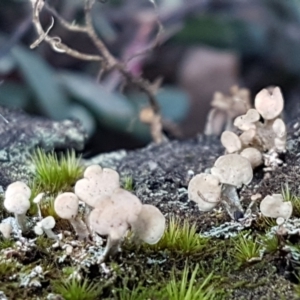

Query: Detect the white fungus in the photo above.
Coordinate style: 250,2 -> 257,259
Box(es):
188,173 -> 221,211
54,192 -> 89,240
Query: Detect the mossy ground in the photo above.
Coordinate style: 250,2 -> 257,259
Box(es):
2,119 -> 300,299
0,213 -> 298,299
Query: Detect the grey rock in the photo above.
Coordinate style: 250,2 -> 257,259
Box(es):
0,107 -> 87,189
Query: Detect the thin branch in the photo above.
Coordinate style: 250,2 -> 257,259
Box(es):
84,0 -> 117,67
30,0 -> 165,142
44,2 -> 87,33
30,0 -> 102,61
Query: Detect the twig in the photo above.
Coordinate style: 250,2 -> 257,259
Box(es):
30,0 -> 102,61
30,0 -> 165,142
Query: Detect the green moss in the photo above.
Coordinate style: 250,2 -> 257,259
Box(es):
115,281 -> 163,300
35,235 -> 55,251
52,277 -> 103,300
281,183 -> 300,217
231,233 -> 262,265
0,258 -> 20,278
259,234 -> 280,254
253,215 -> 277,232
165,263 -> 217,300
122,175 -> 134,191
31,148 -> 83,195
40,195 -> 59,219
0,238 -> 14,250
147,216 -> 210,256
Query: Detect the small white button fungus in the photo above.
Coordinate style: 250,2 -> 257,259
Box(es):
54,192 -> 79,220
240,147 -> 263,169
272,118 -> 287,152
239,129 -> 256,148
34,225 -> 44,236
188,173 -> 221,211
254,87 -> 284,120
234,109 -> 260,131
40,216 -> 58,240
211,154 -> 253,188
4,185 -> 31,232
83,164 -> 103,179
107,189 -> 143,224
131,204 -> 166,245
5,181 -> 31,199
91,197 -> 165,259
54,192 -> 89,240
33,192 -> 45,219
260,194 -> 292,220
75,164 -> 120,208
220,131 -> 242,154
0,222 -> 12,238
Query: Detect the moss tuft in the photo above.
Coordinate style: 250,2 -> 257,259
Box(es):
232,232 -> 262,265
147,216 -> 209,256
31,148 -> 83,195
52,277 -> 103,300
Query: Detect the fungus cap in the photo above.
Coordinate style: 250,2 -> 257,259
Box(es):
240,147 -> 263,169
239,129 -> 256,147
33,193 -> 44,204
83,164 -> 103,179
233,109 -> 260,131
89,189 -> 142,238
34,225 -> 44,236
211,154 -> 253,188
188,173 -> 221,211
109,189 -> 142,224
5,181 -> 31,199
221,131 -> 242,153
4,192 -> 30,214
131,204 -> 165,244
254,87 -> 284,120
75,167 -> 120,207
40,216 -> 56,230
89,205 -> 128,239
272,118 -> 286,139
0,223 -> 12,238
54,192 -> 79,220
260,194 -> 292,220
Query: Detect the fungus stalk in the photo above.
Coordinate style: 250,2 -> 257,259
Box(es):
54,192 -> 90,240
220,184 -> 244,220
69,216 -> 90,240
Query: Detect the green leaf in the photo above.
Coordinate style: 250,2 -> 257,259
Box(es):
0,82 -> 29,108
11,46 -> 70,119
59,71 -> 135,129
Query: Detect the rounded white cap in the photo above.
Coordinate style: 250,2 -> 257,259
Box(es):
54,192 -> 79,220
221,131 -> 242,153
75,166 -> 120,207
188,173 -> 221,211
254,87 -> 284,120
240,147 -> 263,169
260,194 -> 292,220
40,216 -> 56,229
4,192 -> 30,214
234,109 -> 260,131
131,204 -> 165,244
5,181 -> 31,199
0,223 -> 12,238
211,154 -> 253,188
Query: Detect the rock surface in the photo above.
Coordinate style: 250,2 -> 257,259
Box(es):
0,107 -> 87,190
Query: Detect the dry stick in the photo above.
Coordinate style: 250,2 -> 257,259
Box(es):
30,0 -> 102,61
31,0 -> 164,142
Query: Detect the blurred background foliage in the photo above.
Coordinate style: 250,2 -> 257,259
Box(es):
1,0 -> 300,155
